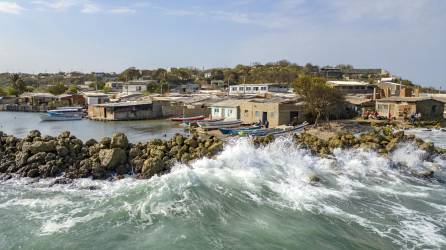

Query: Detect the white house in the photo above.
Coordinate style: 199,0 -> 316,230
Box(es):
210,99 -> 241,120
123,80 -> 149,94
229,84 -> 289,96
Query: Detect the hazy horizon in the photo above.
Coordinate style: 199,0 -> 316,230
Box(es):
0,0 -> 445,88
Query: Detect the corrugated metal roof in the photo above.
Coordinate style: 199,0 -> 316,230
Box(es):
377,96 -> 445,103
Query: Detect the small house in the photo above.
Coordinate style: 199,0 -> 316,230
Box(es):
239,98 -> 305,127
210,99 -> 241,121
123,80 -> 150,94
57,94 -> 86,107
18,93 -> 57,106
105,81 -> 124,92
376,97 -> 444,120
83,92 -> 110,105
88,101 -> 162,121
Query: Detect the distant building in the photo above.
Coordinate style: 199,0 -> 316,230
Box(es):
327,81 -> 375,94
122,80 -> 149,94
105,81 -> 124,92
19,93 -> 57,106
376,97 -> 444,120
229,84 -> 289,96
171,83 -> 200,94
57,94 -> 86,107
320,67 -> 343,79
342,68 -> 388,80
83,92 -> 110,105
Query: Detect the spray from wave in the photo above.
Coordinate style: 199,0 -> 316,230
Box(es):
0,136 -> 445,249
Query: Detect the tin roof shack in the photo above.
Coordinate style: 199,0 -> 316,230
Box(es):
240,98 -> 306,127
19,93 -> 57,106
151,95 -> 219,118
210,99 -> 241,121
376,97 -> 444,120
57,94 -> 86,107
345,95 -> 376,116
327,81 -> 375,95
88,101 -> 162,121
105,81 -> 124,92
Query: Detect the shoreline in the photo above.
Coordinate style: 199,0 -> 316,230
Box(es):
0,121 -> 445,183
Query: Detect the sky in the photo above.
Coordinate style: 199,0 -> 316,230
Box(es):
0,0 -> 445,88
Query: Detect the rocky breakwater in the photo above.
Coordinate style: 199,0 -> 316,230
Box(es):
0,130 -> 223,180
293,126 -> 446,179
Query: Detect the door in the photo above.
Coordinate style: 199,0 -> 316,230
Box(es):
290,111 -> 299,125
221,108 -> 226,119
262,112 -> 268,123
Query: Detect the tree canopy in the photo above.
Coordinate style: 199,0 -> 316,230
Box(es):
8,74 -> 27,96
293,76 -> 345,126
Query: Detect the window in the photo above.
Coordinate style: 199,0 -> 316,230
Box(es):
260,87 -> 267,91
228,110 -> 233,114
239,87 -> 244,91
231,87 -> 237,91
214,108 -> 220,113
253,87 -> 259,91
137,86 -> 142,91
255,111 -> 260,117
246,87 -> 252,91
244,110 -> 248,113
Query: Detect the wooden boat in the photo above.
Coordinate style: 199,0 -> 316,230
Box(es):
197,120 -> 242,130
171,115 -> 205,122
219,125 -> 262,135
239,122 -> 309,137
40,107 -> 84,121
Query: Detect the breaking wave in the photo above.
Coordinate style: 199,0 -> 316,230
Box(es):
0,136 -> 445,249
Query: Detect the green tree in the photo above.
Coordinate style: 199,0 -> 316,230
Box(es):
293,76 -> 345,126
67,85 -> 79,94
8,74 -> 27,96
119,67 -> 141,81
0,86 -> 6,96
47,83 -> 67,95
102,86 -> 112,93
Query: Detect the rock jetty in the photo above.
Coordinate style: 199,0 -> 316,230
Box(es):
293,126 -> 445,156
0,130 -> 223,180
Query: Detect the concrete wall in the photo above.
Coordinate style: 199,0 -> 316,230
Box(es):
239,101 -> 305,127
416,100 -> 444,120
161,103 -> 210,118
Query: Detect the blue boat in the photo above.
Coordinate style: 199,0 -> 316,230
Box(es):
238,122 -> 309,137
219,125 -> 262,135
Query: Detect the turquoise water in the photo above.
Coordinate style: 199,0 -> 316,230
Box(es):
1,134 -> 446,249
0,112 -> 185,142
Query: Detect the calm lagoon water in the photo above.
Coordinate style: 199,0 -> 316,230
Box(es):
0,111 -> 185,142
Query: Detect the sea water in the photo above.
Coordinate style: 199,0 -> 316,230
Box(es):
0,130 -> 445,249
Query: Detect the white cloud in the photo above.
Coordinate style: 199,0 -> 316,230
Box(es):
109,7 -> 136,14
0,1 -> 24,14
31,0 -> 80,11
81,3 -> 100,14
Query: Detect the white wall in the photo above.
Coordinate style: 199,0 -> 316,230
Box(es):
211,106 -> 238,120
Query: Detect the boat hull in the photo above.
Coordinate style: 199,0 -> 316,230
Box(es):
198,120 -> 242,129
171,116 -> 205,122
219,125 -> 262,135
40,114 -> 83,121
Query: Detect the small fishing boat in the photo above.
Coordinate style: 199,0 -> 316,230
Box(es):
239,122 -> 309,137
40,107 -> 84,121
219,125 -> 262,135
170,115 -> 205,122
197,120 -> 242,130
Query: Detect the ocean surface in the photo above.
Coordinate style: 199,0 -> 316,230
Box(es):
1,113 -> 446,249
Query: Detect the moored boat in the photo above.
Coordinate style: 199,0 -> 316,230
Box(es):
238,121 -> 309,137
219,125 -> 262,135
40,107 -> 84,121
197,120 -> 242,130
170,115 -> 205,122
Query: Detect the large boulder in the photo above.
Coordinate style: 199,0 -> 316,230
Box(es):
141,158 -> 164,178
56,145 -> 69,157
98,148 -> 127,170
24,141 -> 56,154
111,133 -> 129,149
27,152 -> 47,164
